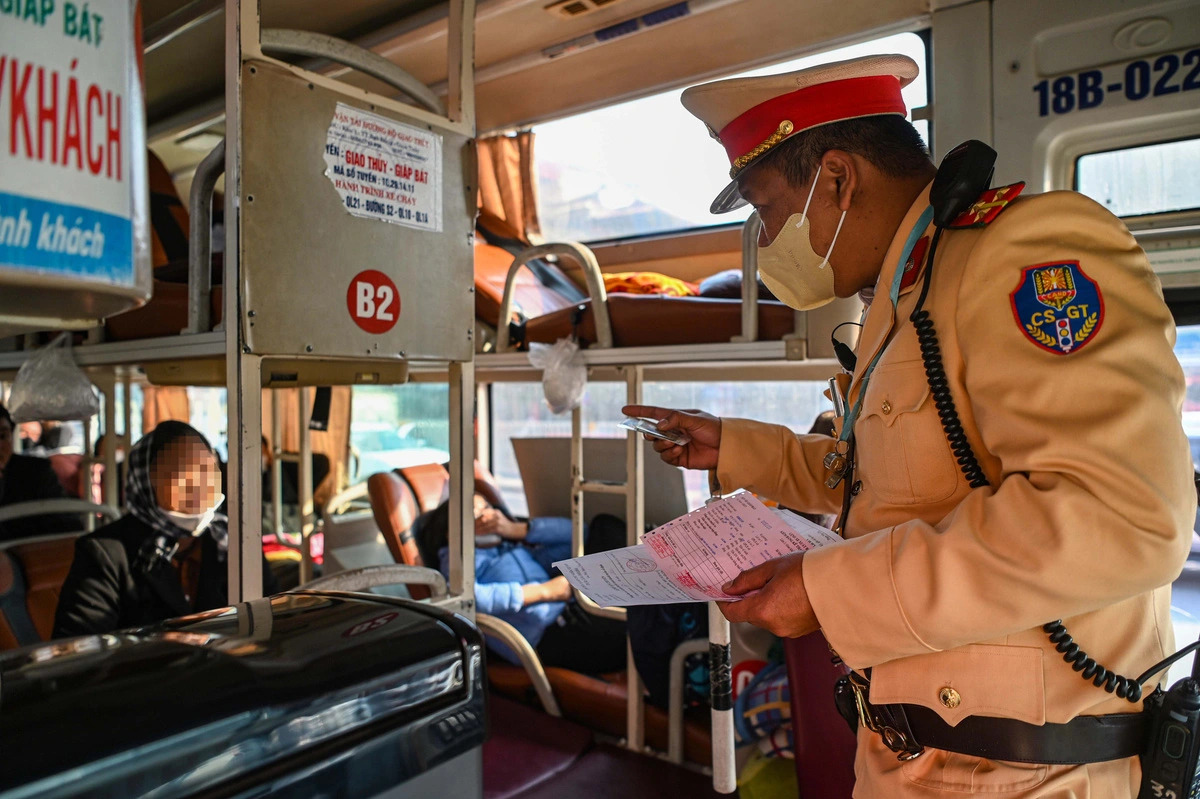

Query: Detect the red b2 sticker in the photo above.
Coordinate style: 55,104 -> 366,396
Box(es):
347,270 -> 400,334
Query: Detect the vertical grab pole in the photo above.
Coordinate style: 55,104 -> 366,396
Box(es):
121,373 -> 132,458
625,366 -> 646,752
448,361 -> 476,608
570,404 -> 584,561
298,387 -> 314,585
225,0 -> 264,604
709,603 -> 737,793
101,371 -> 118,506
82,414 -> 95,531
271,389 -> 283,536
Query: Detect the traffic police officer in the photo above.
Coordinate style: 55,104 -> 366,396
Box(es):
626,54 -> 1196,796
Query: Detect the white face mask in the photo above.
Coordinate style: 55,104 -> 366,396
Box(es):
756,165 -> 847,311
163,493 -> 224,535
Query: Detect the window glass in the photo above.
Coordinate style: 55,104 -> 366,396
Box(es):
1076,138 -> 1200,218
350,385 -> 449,484
1170,324 -> 1200,684
490,381 -> 833,515
534,31 -> 929,243
187,387 -> 229,461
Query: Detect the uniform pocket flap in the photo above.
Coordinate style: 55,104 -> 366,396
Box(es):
859,364 -> 931,429
868,644 -> 1045,728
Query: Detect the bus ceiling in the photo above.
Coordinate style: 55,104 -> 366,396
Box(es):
146,0 -> 931,176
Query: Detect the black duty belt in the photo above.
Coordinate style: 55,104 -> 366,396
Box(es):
837,671 -> 1147,764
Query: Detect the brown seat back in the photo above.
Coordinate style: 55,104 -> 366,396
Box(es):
474,242 -> 576,328
365,472 -> 430,600
398,463 -> 449,513
366,472 -> 422,566
785,633 -> 856,797
0,551 -> 29,650
0,536 -> 79,649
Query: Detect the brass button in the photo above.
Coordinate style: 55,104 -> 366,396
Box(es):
881,400 -> 892,415
939,687 -> 961,709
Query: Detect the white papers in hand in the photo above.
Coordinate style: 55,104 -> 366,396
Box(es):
552,492 -> 842,607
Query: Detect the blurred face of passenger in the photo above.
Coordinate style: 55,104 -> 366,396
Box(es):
0,419 -> 12,468
18,421 -> 40,445
152,436 -> 221,514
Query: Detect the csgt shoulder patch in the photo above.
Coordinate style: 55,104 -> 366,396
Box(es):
1011,261 -> 1104,355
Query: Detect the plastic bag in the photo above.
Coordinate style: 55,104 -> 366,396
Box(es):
528,337 -> 586,414
7,335 -> 100,422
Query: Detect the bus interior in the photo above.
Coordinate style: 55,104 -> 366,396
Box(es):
1,0 -> 1199,796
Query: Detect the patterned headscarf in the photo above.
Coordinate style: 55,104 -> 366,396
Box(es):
126,422 -> 228,570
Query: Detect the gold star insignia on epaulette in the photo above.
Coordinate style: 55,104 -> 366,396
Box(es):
948,182 -> 1026,228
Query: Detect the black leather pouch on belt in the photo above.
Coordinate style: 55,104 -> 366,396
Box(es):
834,674 -> 859,735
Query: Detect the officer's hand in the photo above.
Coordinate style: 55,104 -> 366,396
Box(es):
621,405 -> 721,471
717,552 -> 819,638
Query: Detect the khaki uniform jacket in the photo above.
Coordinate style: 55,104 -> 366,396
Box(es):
717,184 -> 1197,797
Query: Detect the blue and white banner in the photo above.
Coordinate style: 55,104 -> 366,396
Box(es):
0,191 -> 133,286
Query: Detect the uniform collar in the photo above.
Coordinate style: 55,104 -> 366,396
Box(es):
851,181 -> 935,391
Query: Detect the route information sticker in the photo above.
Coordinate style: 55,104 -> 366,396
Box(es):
0,0 -> 139,286
323,103 -> 443,233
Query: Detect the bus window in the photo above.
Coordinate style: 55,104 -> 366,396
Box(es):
1171,323 -> 1200,685
349,385 -> 450,484
1075,138 -> 1200,218
188,387 -> 229,462
490,381 -> 832,514
534,30 -> 929,243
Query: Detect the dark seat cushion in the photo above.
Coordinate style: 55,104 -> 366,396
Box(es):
513,742 -> 725,799
483,696 -> 593,799
489,663 -> 712,766
524,294 -> 796,348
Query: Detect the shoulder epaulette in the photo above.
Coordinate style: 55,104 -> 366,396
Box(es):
947,181 -> 1026,228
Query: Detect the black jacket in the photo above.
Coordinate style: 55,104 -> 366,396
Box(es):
0,454 -> 70,542
52,515 -> 276,639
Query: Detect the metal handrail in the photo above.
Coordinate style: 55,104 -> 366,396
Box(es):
667,638 -> 710,764
0,499 -> 121,525
495,243 -> 612,352
184,139 -> 225,335
260,29 -> 445,116
324,481 -> 370,518
294,563 -> 448,595
735,212 -> 760,343
475,613 -> 562,717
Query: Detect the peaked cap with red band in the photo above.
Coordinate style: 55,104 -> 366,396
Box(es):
681,54 -> 920,214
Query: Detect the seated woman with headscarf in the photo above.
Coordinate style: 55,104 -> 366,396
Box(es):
53,421 -> 275,638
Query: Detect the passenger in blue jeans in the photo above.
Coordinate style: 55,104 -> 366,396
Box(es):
414,494 -> 627,673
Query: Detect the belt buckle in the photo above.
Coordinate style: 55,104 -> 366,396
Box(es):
848,673 -> 925,762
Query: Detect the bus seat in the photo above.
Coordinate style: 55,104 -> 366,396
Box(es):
48,453 -> 83,499
365,472 -> 426,599
490,664 -> 713,767
485,695 -> 722,799
784,632 -> 856,798
475,242 -> 578,329
484,695 -> 593,799
524,294 -> 797,349
397,461 -> 513,519
398,462 -> 450,513
0,536 -> 79,649
0,551 -> 36,649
